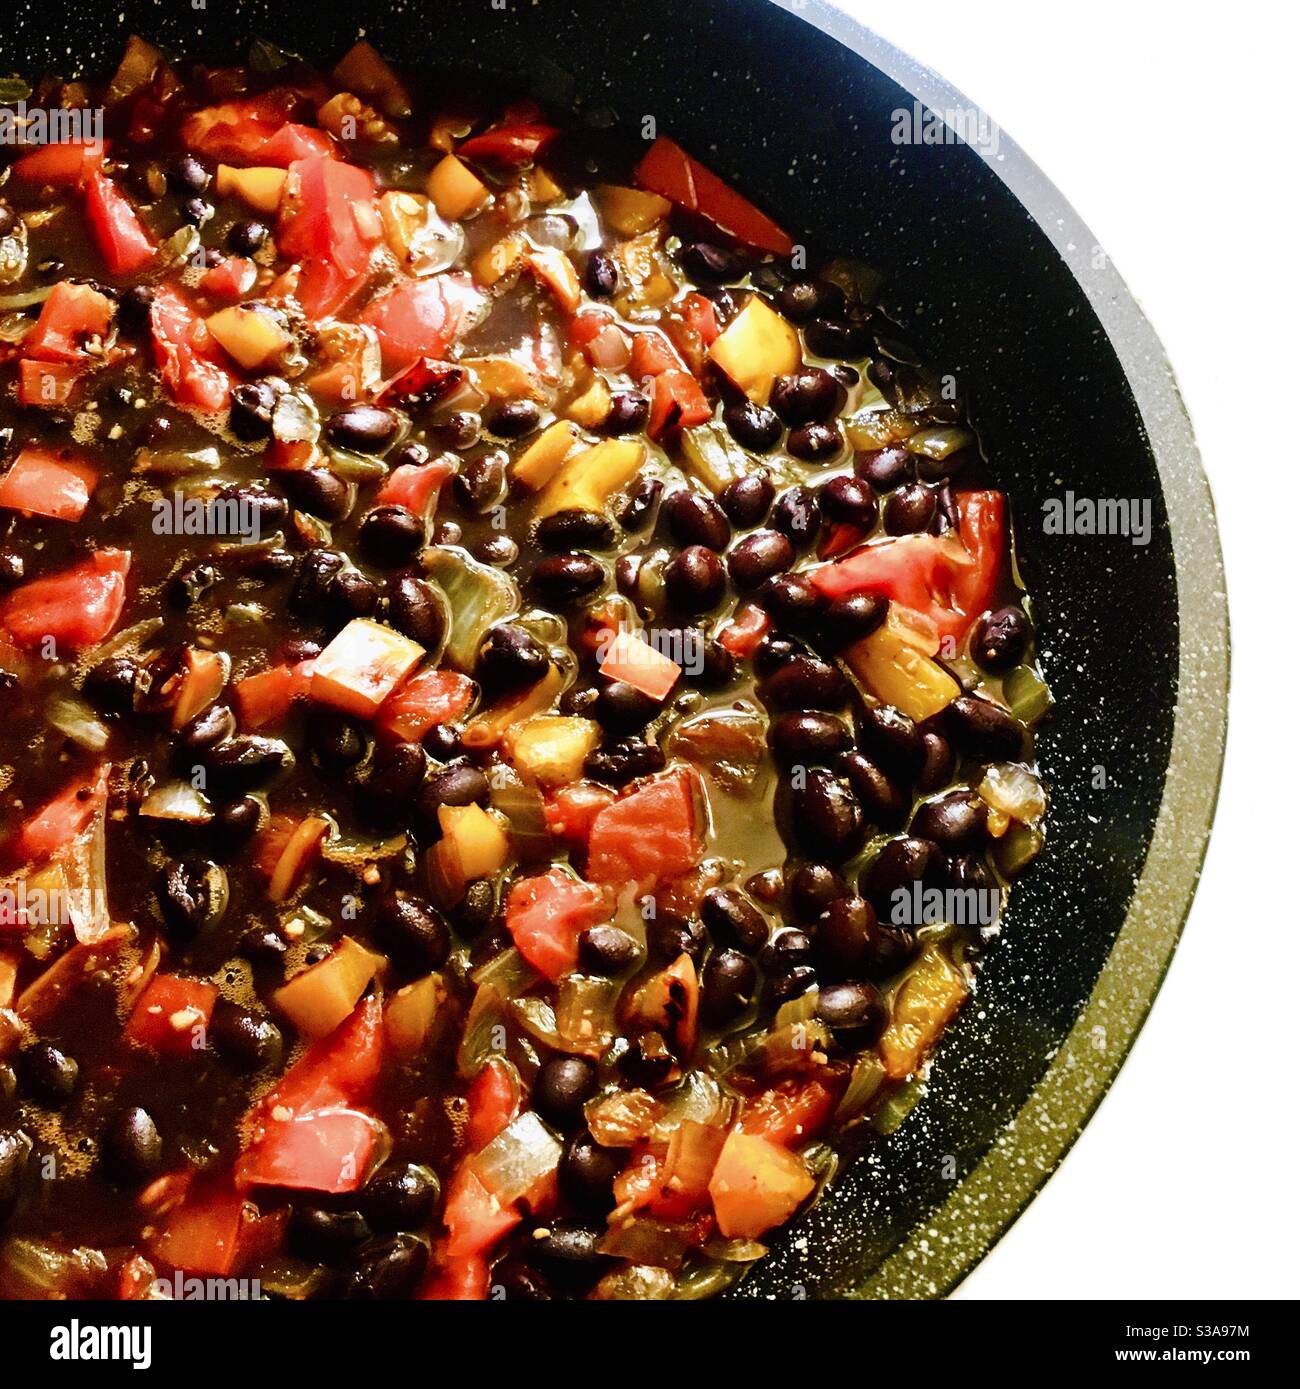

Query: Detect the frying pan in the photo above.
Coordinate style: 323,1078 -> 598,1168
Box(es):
3,0 -> 1229,1297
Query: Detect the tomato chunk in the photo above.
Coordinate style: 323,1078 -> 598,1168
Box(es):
420,1247 -> 489,1300
585,768 -> 704,891
0,549 -> 130,653
457,121 -> 559,166
0,447 -> 99,522
442,1163 -> 522,1257
235,1108 -> 384,1193
125,974 -> 218,1055
358,274 -> 483,374
12,138 -> 106,188
150,284 -> 238,413
278,156 -> 382,319
23,282 -> 115,362
150,1189 -> 252,1277
505,867 -> 609,981
464,1057 -> 521,1153
373,456 -> 453,513
375,667 -> 475,743
11,763 -> 108,864
738,1078 -> 839,1147
256,994 -> 384,1118
182,93 -> 332,167
84,172 -> 155,275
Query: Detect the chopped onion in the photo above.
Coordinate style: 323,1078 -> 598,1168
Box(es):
0,1238 -> 107,1299
271,389 -> 320,445
139,780 -> 213,825
834,1052 -> 886,1124
471,1111 -> 561,1205
45,690 -> 110,753
133,444 -> 222,476
456,983 -> 509,1078
555,974 -> 618,1057
0,286 -> 50,313
471,946 -> 538,996
978,762 -> 1047,825
650,1070 -> 729,1141
598,1219 -> 689,1271
425,548 -> 519,672
584,1088 -> 663,1147
591,1263 -> 675,1301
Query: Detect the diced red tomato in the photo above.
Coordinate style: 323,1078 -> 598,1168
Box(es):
376,356 -> 465,408
181,93 -> 331,167
597,628 -> 681,702
629,329 -> 684,379
116,1254 -> 159,1299
648,369 -> 711,440
585,767 -> 704,890
375,668 -> 475,743
457,121 -> 559,166
201,255 -> 258,300
373,456 -> 453,514
12,138 -> 106,189
150,284 -> 237,413
125,974 -> 218,1055
464,1057 -> 521,1153
0,549 -> 130,653
738,1078 -> 839,1147
635,136 -> 794,256
235,1108 -> 385,1193
809,490 -> 1006,642
442,1162 -> 522,1257
84,172 -> 155,275
679,291 -> 721,347
0,447 -> 99,522
717,603 -> 771,659
150,1189 -> 252,1276
10,763 -> 108,864
505,867 -> 609,981
18,358 -> 86,408
818,520 -> 866,560
419,1246 -> 489,1300
612,1145 -> 705,1222
278,156 -> 382,319
232,661 -> 314,729
358,274 -> 482,374
258,122 -> 337,166
256,994 -> 384,1118
23,282 -> 115,362
543,781 -> 616,844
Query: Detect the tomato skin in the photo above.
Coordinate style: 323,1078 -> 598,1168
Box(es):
181,93 -> 332,167
543,781 -> 617,844
0,548 -> 130,654
278,156 -> 382,319
738,1078 -> 840,1147
635,136 -> 794,256
17,358 -> 86,408
200,255 -> 258,300
125,974 -> 219,1055
23,282 -> 115,362
442,1163 -> 522,1257
505,867 -> 609,981
150,284 -> 237,412
648,369 -> 711,440
235,1108 -> 384,1193
0,447 -> 98,522
457,122 -> 559,166
585,768 -> 704,891
375,668 -> 475,743
419,1247 -> 489,1300
232,661 -> 315,729
84,172 -> 155,275
255,994 -> 384,1118
358,274 -> 482,374
464,1057 -> 521,1152
717,603 -> 771,659
373,456 -> 453,513
12,138 -> 106,188
11,763 -> 108,864
809,490 -> 1006,642
150,1189 -> 252,1277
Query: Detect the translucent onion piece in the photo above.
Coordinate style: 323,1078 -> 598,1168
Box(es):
139,780 -> 213,824
471,1111 -> 561,1205
45,690 -> 110,753
978,762 -> 1048,825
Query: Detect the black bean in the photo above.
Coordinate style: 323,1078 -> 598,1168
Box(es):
101,1106 -> 163,1184
911,790 -> 989,852
339,1232 -> 429,1300
756,573 -> 824,633
477,623 -> 549,693
813,894 -> 915,982
535,1056 -> 598,1128
165,559 -> 218,611
593,680 -> 661,735
327,567 -> 381,619
729,529 -> 794,590
776,280 -> 841,323
452,450 -> 507,514
168,154 -> 210,194
700,887 -> 769,952
157,859 -> 227,936
229,380 -> 280,441
917,730 -> 954,793
451,879 -> 497,937
769,711 -> 851,766
788,769 -> 866,860
583,739 -> 665,787
805,317 -> 871,359
856,702 -> 925,778
290,548 -> 347,616
226,218 -> 269,255
578,925 -> 640,975
422,760 -> 490,811
753,634 -> 806,678
238,925 -> 287,964
18,1042 -> 78,1107
820,593 -> 888,649
387,575 -> 445,647
719,472 -> 774,526
884,481 -> 937,535
819,474 -> 877,528
973,606 -> 1031,672
204,735 -> 290,792
83,655 -> 146,718
533,510 -> 612,554
177,702 -> 236,754
646,909 -> 706,963
375,891 -> 451,969
217,481 -> 288,534
788,421 -> 842,462
617,473 -> 661,530
290,1207 -> 372,1262
560,1131 -> 624,1212
210,1002 -> 283,1072
180,196 -> 213,225
618,1032 -> 675,1088
0,1129 -> 31,1222
283,467 -> 351,521
600,388 -> 647,435
693,634 -> 736,688
701,949 -> 757,1025
361,1162 -> 439,1231
945,695 -> 1026,760
472,534 -> 518,567
771,367 -> 843,426
664,545 -> 725,613
358,505 -> 426,564
531,552 -> 606,604
840,750 -> 908,829
215,797 -> 263,853
722,400 -> 782,452
859,837 -> 950,922
771,485 -> 821,549
358,742 -> 428,823
494,1259 -> 556,1300
663,489 -> 732,551
681,241 -> 741,282
932,482 -> 959,534
764,928 -> 813,973
856,444 -> 912,491
817,981 -> 887,1043
433,411 -> 481,451
485,398 -> 541,439
584,249 -> 619,298
760,653 -> 848,711
765,963 -> 819,1005
326,404 -> 401,454
787,862 -> 848,924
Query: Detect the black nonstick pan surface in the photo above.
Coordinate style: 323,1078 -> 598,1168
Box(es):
2,0 -> 1229,1297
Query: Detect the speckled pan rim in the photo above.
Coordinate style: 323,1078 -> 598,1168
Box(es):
767,0 -> 1231,1299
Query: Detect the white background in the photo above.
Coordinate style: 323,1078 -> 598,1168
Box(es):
826,0 -> 1297,1298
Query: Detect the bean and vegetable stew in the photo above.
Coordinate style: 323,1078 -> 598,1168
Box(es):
0,37 -> 1051,1300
